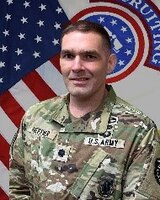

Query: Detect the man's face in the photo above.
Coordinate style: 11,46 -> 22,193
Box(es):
60,31 -> 116,99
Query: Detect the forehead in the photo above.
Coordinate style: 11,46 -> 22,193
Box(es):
61,31 -> 104,49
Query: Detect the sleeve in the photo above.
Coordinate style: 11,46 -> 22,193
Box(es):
9,118 -> 31,199
122,121 -> 160,200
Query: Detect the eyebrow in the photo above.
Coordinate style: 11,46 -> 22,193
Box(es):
60,49 -> 99,56
60,49 -> 71,55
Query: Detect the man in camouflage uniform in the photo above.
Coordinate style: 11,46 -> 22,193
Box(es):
9,20 -> 160,199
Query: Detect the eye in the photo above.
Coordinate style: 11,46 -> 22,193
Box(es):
82,53 -> 97,61
60,52 -> 75,60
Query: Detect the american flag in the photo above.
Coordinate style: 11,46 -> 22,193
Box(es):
0,0 -> 68,199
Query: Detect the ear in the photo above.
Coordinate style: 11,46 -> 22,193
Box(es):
106,54 -> 117,74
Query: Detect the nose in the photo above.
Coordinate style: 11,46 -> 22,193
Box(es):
72,56 -> 83,72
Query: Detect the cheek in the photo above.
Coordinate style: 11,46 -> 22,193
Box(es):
60,61 -> 69,75
94,66 -> 108,80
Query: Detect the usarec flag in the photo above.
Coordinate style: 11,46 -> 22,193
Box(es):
0,0 -> 160,199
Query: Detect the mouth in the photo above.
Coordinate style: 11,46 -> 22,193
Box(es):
69,77 -> 89,85
70,78 -> 89,81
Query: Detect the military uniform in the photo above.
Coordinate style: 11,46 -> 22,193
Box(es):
9,86 -> 160,200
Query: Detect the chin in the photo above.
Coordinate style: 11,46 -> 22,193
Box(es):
67,85 -> 93,97
70,90 -> 92,100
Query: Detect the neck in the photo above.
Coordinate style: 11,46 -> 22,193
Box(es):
69,88 -> 107,118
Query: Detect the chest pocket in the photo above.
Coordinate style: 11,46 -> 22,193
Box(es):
24,131 -> 58,186
70,148 -> 123,200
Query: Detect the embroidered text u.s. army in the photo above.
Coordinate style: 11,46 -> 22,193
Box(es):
84,136 -> 125,148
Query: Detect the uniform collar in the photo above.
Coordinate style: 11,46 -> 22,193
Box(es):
51,85 -> 117,134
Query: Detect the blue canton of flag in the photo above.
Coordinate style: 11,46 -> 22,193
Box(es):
0,0 -> 69,95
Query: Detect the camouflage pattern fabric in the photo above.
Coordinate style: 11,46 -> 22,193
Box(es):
9,85 -> 160,200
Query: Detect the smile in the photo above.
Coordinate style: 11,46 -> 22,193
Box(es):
70,77 -> 89,80
72,78 -> 88,81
